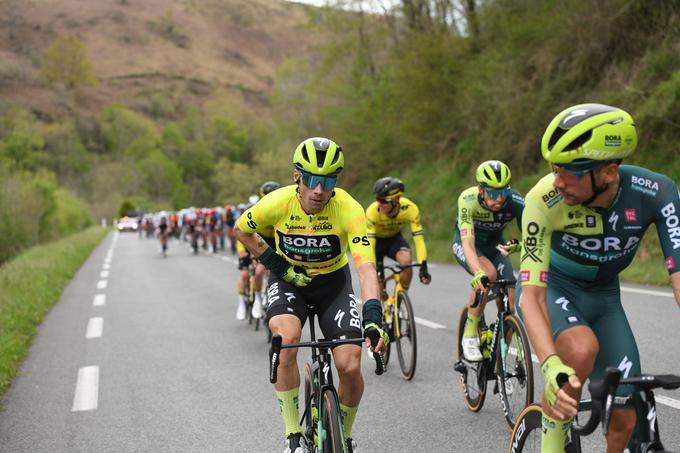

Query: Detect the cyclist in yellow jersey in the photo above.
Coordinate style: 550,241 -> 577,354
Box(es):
235,238 -> 266,320
366,177 -> 431,289
234,137 -> 387,453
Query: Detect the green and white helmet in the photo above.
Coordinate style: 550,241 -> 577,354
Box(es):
542,103 -> 637,164
293,137 -> 344,176
476,160 -> 511,188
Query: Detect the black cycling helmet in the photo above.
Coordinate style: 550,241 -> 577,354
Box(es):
373,177 -> 405,199
259,181 -> 281,197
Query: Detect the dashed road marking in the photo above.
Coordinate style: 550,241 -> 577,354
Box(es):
93,294 -> 106,307
86,317 -> 103,339
96,280 -> 107,289
72,366 -> 99,412
414,317 -> 446,329
100,270 -> 109,278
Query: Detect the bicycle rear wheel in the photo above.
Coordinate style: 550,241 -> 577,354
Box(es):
395,291 -> 417,380
320,388 -> 346,453
457,306 -> 487,411
497,314 -> 534,428
507,404 -> 542,452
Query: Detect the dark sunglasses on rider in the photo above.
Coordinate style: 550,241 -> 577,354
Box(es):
376,197 -> 398,204
483,186 -> 512,199
299,170 -> 338,191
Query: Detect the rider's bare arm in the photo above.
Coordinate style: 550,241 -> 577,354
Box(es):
672,272 -> 680,309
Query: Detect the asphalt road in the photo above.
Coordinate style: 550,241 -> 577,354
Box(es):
0,231 -> 678,452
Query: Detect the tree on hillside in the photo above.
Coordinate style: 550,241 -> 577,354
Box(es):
40,34 -> 98,90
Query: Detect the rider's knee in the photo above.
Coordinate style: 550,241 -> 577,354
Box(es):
335,352 -> 361,379
608,409 -> 636,443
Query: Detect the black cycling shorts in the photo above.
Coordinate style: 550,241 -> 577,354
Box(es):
375,233 -> 410,263
262,235 -> 276,250
238,254 -> 252,270
266,265 -> 362,341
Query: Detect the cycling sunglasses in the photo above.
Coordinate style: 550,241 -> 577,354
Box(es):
377,196 -> 399,204
299,170 -> 338,191
483,186 -> 512,199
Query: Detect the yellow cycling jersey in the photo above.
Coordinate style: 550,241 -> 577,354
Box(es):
236,240 -> 246,254
366,196 -> 427,262
235,185 -> 375,276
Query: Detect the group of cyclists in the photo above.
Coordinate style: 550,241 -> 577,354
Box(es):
229,103 -> 680,453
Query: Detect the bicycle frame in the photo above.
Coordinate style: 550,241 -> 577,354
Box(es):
269,306 -> 384,451
378,263 -> 419,339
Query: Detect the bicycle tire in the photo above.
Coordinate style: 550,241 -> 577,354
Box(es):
302,363 -> 317,447
507,404 -> 542,453
395,291 -> 417,380
497,314 -> 534,428
457,306 -> 487,411
320,388 -> 346,453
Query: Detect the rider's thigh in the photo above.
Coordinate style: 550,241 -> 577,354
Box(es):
478,255 -> 498,280
270,314 -> 303,346
395,248 -> 412,265
555,325 -> 599,383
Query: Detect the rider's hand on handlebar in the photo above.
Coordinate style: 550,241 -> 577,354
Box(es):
542,354 -> 580,418
418,260 -> 431,285
363,322 -> 389,353
470,270 -> 489,291
282,266 -> 312,287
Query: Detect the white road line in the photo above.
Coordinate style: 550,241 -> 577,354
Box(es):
414,317 -> 446,329
93,294 -> 106,306
100,270 -> 109,278
656,395 -> 680,410
86,317 -> 103,339
72,366 -> 99,412
104,258 -> 112,264
96,280 -> 107,289
102,263 -> 110,270
620,285 -> 673,298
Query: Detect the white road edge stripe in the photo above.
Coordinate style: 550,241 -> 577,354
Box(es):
100,270 -> 109,278
620,285 -> 673,298
96,280 -> 107,289
414,316 -> 446,329
86,317 -> 103,339
72,366 -> 99,411
102,263 -> 110,270
93,294 -> 106,307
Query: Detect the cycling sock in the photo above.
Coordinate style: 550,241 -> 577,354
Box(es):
464,312 -> 480,338
340,404 -> 358,438
276,389 -> 302,436
541,412 -> 572,452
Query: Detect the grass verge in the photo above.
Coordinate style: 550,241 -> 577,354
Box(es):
0,226 -> 108,399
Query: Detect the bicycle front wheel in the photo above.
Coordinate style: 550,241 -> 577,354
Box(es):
456,306 -> 487,411
302,363 -> 317,447
507,404 -> 542,452
497,314 -> 534,428
320,388 -> 346,453
395,291 -> 417,380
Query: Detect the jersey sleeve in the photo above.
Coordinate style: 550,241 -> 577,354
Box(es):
653,179 -> 680,274
511,192 -> 525,233
365,202 -> 377,249
408,202 -> 427,262
519,191 -> 552,287
236,240 -> 247,254
457,190 -> 476,240
344,198 -> 375,268
235,191 -> 282,235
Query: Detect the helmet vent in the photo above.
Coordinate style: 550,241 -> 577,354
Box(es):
330,146 -> 341,166
301,147 -> 310,163
315,150 -> 326,167
563,130 -> 592,152
547,127 -> 567,150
